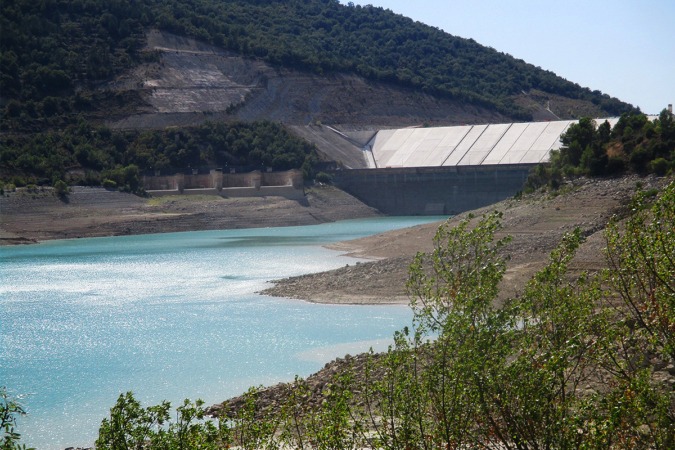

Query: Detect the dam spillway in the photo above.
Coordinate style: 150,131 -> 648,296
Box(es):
327,118 -> 622,215
364,118 -> 622,169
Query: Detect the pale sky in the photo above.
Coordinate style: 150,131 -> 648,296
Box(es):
347,0 -> 674,114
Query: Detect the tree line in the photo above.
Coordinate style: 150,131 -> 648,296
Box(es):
0,120 -> 319,192
527,109 -> 675,190
1,0 -> 635,131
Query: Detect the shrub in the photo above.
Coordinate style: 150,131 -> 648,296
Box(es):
606,155 -> 626,174
605,181 -> 675,361
314,171 -> 333,184
102,179 -> 117,190
1,387 -> 30,449
53,179 -> 69,197
10,177 -> 26,187
650,157 -> 670,176
629,147 -> 652,173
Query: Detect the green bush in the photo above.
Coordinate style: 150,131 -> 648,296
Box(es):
102,179 -> 117,190
651,157 -> 670,176
96,392 -> 229,450
606,155 -> 626,174
1,387 -> 32,450
53,179 -> 69,197
314,171 -> 333,184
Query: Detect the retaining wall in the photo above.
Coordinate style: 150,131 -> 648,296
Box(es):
331,165 -> 533,215
144,169 -> 304,199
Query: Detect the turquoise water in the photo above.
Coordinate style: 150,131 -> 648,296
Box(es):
0,217 -> 444,449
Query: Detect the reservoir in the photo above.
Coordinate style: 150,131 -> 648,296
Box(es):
0,217 -> 443,449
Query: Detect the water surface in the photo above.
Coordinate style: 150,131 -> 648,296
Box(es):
0,217 -> 444,449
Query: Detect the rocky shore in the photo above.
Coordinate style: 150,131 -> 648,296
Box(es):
206,352 -> 385,420
261,175 -> 666,305
0,184 -> 380,245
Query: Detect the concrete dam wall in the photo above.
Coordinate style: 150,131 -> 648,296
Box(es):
326,119 -> 628,215
331,165 -> 533,215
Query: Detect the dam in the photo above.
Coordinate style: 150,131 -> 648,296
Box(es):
140,117 -> 631,216
316,118 -> 622,215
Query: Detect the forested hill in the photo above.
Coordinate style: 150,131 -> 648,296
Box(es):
1,0 -> 648,189
1,0 -> 635,126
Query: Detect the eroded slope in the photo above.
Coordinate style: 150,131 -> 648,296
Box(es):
105,30 -> 511,130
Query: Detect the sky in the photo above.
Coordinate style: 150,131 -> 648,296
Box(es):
346,0 -> 675,114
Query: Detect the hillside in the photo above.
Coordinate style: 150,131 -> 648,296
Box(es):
0,0 -> 634,126
0,0 -> 639,187
104,29 -> 512,131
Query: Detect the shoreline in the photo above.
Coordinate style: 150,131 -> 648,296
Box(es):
259,175 -> 669,305
3,176 -> 669,309
0,185 -> 380,246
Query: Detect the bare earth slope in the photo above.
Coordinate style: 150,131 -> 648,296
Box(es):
0,185 -> 379,245
104,30 -> 518,131
105,30 -> 612,132
260,176 -> 668,304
